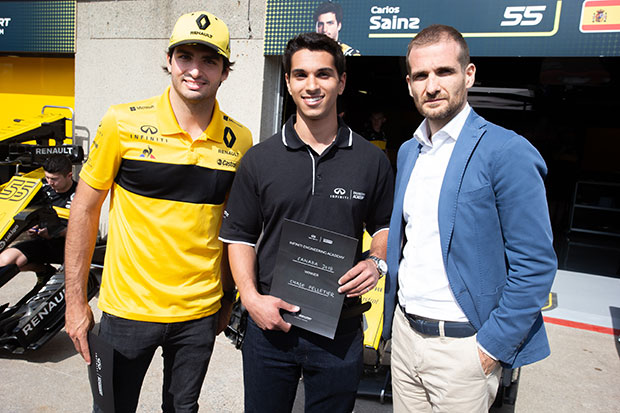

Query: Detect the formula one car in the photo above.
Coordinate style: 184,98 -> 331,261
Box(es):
0,106 -> 102,354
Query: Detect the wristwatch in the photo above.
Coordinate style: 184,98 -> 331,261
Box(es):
368,255 -> 388,278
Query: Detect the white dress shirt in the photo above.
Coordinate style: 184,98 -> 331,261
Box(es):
398,104 -> 471,322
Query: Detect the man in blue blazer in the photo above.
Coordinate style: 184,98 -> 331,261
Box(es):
383,25 -> 557,411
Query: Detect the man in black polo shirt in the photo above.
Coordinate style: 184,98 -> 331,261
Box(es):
219,32 -> 394,413
0,154 -> 76,286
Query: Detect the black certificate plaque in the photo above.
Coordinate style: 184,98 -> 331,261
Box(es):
270,219 -> 358,339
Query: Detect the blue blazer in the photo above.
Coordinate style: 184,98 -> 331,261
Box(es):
383,110 -> 557,368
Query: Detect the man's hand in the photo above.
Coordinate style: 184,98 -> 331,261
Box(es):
65,302 -> 95,364
217,299 -> 234,335
28,226 -> 50,239
478,347 -> 499,375
36,227 -> 50,239
337,259 -> 380,298
245,294 -> 299,332
227,243 -> 298,332
27,225 -> 39,237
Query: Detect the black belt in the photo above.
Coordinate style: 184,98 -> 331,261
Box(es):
400,304 -> 476,338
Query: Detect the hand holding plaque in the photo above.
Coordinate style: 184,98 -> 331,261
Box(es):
269,219 -> 358,339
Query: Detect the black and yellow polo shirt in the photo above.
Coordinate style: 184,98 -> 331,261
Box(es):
340,42 -> 360,56
81,87 -> 252,322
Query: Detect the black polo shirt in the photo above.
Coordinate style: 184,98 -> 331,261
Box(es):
219,115 -> 394,294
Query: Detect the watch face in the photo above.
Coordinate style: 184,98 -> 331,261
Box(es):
378,260 -> 388,274
370,256 -> 387,275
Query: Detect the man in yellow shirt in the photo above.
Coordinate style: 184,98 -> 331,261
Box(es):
64,11 -> 252,412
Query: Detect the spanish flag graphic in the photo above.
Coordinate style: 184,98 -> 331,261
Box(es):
581,0 -> 620,32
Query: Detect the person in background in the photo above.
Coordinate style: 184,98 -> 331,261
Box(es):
0,154 -> 76,286
362,109 -> 388,152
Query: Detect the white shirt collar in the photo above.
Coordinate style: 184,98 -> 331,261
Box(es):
413,103 -> 471,148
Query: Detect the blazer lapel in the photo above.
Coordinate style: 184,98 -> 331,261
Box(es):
386,140 -> 421,289
438,111 -> 487,266
396,143 -> 421,213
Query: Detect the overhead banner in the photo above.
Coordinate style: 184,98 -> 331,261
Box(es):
265,0 -> 620,56
0,1 -> 75,54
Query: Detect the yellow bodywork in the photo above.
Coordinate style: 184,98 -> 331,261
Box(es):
0,172 -> 44,239
361,231 -> 385,350
0,56 -> 74,143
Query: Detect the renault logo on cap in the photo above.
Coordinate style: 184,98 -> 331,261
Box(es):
196,14 -> 210,30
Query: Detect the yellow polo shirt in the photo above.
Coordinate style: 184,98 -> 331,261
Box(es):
81,87 -> 252,322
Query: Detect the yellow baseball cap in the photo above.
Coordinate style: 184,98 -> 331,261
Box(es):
168,11 -> 231,60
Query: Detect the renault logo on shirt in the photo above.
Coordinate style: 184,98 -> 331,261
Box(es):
223,127 -> 237,148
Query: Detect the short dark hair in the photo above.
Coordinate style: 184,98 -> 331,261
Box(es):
282,32 -> 345,78
164,44 -> 234,74
43,155 -> 72,175
313,2 -> 343,24
406,24 -> 470,75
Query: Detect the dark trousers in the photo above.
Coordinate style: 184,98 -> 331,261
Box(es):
242,317 -> 363,413
96,311 -> 218,413
14,236 -> 65,264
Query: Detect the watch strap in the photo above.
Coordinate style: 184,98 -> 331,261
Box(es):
368,255 -> 387,278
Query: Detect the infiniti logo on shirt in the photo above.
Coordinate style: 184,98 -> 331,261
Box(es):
140,125 -> 158,134
330,188 -> 366,201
